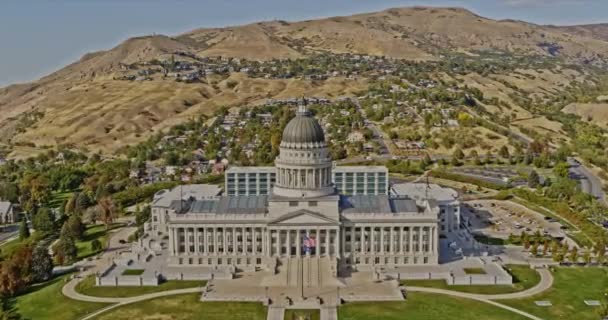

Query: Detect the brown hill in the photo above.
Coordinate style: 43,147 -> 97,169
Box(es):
548,23 -> 608,42
1,6 -> 608,157
179,7 -> 608,62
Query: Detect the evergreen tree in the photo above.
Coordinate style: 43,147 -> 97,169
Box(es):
528,170 -> 540,188
453,148 -> 465,160
19,219 -> 30,241
32,207 -> 55,234
54,235 -> 77,265
31,245 -> 53,282
499,145 -> 510,158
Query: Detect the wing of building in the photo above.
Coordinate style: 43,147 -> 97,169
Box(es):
150,104 -> 440,275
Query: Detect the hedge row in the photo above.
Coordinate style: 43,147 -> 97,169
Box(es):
428,170 -> 508,190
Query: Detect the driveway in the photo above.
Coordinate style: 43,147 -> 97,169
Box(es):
568,157 -> 606,205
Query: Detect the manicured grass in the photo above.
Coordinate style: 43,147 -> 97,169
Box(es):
49,190 -> 76,208
75,223 -> 124,260
14,275 -> 108,320
339,293 -> 529,320
285,309 -> 320,320
0,231 -> 43,259
464,268 -> 487,275
76,275 -> 205,298
403,265 -> 541,294
473,234 -> 508,245
121,269 -> 145,276
93,294 -> 267,320
501,267 -> 608,320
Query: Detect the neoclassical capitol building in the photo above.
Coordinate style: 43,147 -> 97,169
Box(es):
150,106 -> 443,275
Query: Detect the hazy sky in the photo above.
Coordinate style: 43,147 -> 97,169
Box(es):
1,0 -> 607,87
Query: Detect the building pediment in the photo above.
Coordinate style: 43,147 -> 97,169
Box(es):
268,209 -> 339,226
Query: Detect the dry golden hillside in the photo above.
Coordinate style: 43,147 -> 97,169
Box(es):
180,7 -> 608,62
1,6 -> 608,157
5,75 -> 366,155
549,23 -> 608,42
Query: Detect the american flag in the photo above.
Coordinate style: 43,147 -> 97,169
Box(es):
303,235 -> 316,253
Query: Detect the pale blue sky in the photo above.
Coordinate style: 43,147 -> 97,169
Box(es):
1,0 -> 607,87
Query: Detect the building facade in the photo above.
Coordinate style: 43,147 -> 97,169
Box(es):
224,166 -> 388,196
391,183 -> 461,234
152,106 -> 440,275
0,202 -> 17,224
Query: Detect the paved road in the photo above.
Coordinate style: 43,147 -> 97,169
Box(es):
407,268 -> 553,320
568,157 -> 606,205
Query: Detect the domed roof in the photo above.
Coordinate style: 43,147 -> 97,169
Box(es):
281,107 -> 325,145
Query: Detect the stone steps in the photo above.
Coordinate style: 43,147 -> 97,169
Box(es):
320,307 -> 337,320
267,307 -> 284,320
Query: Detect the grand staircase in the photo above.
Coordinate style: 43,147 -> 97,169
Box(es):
271,256 -> 334,288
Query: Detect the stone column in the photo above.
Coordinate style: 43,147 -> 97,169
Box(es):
286,229 -> 291,257
204,228 -> 208,255
213,227 -> 218,255
334,229 -> 340,258
380,227 -> 385,254
399,227 -> 404,254
169,227 -> 175,255
433,227 -> 438,255
418,226 -> 424,254
390,227 -> 395,254
194,227 -> 200,254
341,227 -> 346,258
185,228 -> 191,254
253,227 -> 258,255
359,227 -> 364,254
370,226 -> 375,254
316,228 -> 321,257
324,229 -> 330,256
296,229 -> 301,257
408,227 -> 413,253
275,230 -> 280,257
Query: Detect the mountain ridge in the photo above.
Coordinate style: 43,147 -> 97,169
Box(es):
1,6 -> 607,157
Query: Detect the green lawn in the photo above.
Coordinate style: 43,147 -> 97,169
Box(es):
0,231 -> 43,259
464,268 -> 487,275
501,267 -> 608,320
285,309 -> 320,320
75,223 -> 124,260
339,293 -> 530,320
93,294 -> 267,320
14,275 -> 108,320
75,275 -> 205,298
49,190 -> 76,208
402,264 -> 541,294
121,269 -> 145,276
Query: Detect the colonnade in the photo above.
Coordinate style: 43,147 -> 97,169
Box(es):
268,227 -> 340,257
341,225 -> 438,256
277,167 -> 332,189
169,225 -> 265,256
168,224 -> 438,264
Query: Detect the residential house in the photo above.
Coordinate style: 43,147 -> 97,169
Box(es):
0,202 -> 17,224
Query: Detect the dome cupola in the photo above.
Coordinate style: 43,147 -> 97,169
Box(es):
280,105 -> 326,148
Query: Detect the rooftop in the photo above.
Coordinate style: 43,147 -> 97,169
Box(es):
391,183 -> 458,203
153,184 -> 222,207
340,194 -> 419,214
179,195 -> 269,215
333,166 -> 388,173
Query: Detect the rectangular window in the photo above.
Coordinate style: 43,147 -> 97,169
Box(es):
308,201 -> 318,207
289,201 -> 298,207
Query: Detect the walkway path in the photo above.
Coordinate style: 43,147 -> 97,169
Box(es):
267,307 -> 284,320
78,287 -> 204,320
406,268 -> 553,320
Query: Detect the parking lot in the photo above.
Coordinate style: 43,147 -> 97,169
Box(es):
463,200 -> 567,241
